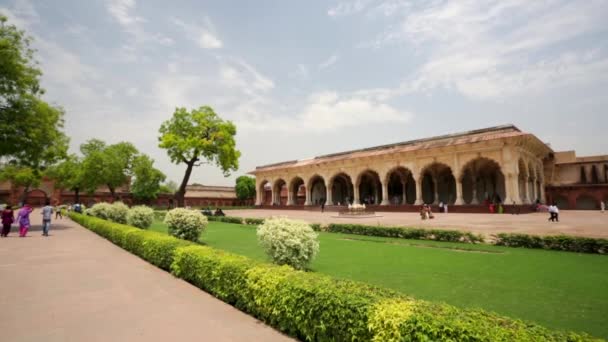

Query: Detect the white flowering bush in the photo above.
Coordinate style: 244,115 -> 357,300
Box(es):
89,202 -> 113,220
164,208 -> 207,242
257,217 -> 319,270
108,201 -> 129,224
127,205 -> 155,229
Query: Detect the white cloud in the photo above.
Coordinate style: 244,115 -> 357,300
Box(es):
171,17 -> 223,50
328,0 -> 376,17
106,0 -> 173,48
319,54 -> 339,69
290,64 -> 309,80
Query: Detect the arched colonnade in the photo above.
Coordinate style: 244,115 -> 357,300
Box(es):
256,156 -> 544,206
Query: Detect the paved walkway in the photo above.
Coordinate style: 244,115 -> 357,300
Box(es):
0,210 -> 293,342
228,209 -> 608,238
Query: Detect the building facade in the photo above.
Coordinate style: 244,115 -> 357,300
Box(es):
251,125 -> 608,210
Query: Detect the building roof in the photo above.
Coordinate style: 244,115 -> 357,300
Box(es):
186,183 -> 235,192
251,124 -> 551,173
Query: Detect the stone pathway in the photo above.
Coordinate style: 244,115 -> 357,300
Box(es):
0,210 -> 294,342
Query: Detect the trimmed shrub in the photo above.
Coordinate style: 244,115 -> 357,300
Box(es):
89,202 -> 113,220
244,217 -> 264,225
495,233 -> 608,254
326,223 -> 484,244
109,201 -> 129,224
257,217 -> 319,270
70,211 -> 598,342
126,205 -> 155,229
164,208 -> 207,242
220,216 -> 243,224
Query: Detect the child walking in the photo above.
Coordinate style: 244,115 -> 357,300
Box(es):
1,205 -> 15,237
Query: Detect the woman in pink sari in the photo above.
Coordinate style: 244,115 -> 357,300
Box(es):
17,204 -> 33,237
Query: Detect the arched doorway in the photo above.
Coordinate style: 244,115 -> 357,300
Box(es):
329,173 -> 353,205
25,189 -> 48,206
272,179 -> 287,205
576,194 -> 597,210
461,158 -> 506,205
420,163 -> 455,205
258,180 -> 271,205
288,177 -> 305,205
357,170 -> 382,204
386,167 -> 415,205
307,175 -> 326,205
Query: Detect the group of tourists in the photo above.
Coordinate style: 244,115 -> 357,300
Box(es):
419,204 -> 435,220
1,200 -> 57,238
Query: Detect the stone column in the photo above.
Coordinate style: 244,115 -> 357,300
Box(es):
471,178 -> 479,204
523,179 -> 530,204
414,177 -> 423,205
432,177 -> 439,204
326,185 -> 333,206
304,184 -> 311,206
402,181 -> 407,205
287,188 -> 293,206
255,186 -> 262,206
381,181 -> 390,205
373,184 -> 380,204
454,178 -> 464,205
354,184 -> 360,204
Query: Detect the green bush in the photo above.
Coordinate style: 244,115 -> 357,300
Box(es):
127,205 -> 155,229
326,223 -> 484,244
494,233 -> 608,254
164,208 -> 207,242
70,211 -> 598,342
89,202 -> 113,220
257,217 -> 319,270
109,201 -> 129,224
220,216 -> 243,224
244,217 -> 264,225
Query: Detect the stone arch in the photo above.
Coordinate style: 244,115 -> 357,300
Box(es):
576,194 -> 598,210
25,189 -> 49,206
385,166 -> 415,205
461,157 -> 506,205
288,176 -> 305,205
419,162 -> 455,205
258,180 -> 271,205
356,169 -> 382,204
272,178 -> 287,205
328,172 -> 353,205
517,158 -> 529,203
307,175 -> 326,205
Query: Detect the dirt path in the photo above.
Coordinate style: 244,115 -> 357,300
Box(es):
0,210 -> 294,342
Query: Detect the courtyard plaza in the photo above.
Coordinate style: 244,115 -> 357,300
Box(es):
227,209 -> 608,239
0,209 -> 293,342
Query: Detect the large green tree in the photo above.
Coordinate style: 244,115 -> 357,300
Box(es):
1,15 -> 67,162
158,106 -> 240,207
131,154 -> 166,202
235,175 -> 256,200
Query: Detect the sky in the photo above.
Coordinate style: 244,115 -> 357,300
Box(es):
1,0 -> 607,186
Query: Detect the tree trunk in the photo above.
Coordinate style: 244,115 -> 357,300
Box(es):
20,184 -> 31,206
74,188 -> 80,204
176,161 -> 195,207
108,185 -> 116,201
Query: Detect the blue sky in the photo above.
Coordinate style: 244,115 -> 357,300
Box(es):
1,0 -> 607,186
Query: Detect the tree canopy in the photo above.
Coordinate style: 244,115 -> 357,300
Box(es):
45,155 -> 84,203
235,175 -> 256,200
131,154 -> 166,201
158,106 -> 240,207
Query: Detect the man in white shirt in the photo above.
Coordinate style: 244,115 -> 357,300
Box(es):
41,200 -> 54,236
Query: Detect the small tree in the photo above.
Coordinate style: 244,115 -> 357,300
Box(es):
131,154 -> 166,202
257,217 -> 319,270
235,175 -> 256,201
46,155 -> 84,203
158,106 -> 240,207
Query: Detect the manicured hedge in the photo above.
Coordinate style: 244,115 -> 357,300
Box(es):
326,223 -> 484,244
244,217 -> 265,225
494,233 -> 608,254
69,212 -> 599,341
206,215 -> 244,224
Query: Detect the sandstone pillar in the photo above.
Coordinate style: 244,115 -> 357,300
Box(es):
304,185 -> 311,206
432,177 -> 439,204
414,178 -> 423,205
381,181 -> 390,205
402,181 -> 407,205
454,178 -> 464,205
471,178 -> 479,205
523,179 -> 530,204
326,185 -> 333,206
354,185 -> 360,204
540,179 -> 546,204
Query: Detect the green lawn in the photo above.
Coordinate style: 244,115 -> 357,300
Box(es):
150,220 -> 608,338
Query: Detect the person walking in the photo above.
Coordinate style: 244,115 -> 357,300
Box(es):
554,204 -> 560,222
1,205 -> 15,237
548,204 -> 555,222
55,204 -> 63,219
42,200 -> 53,236
17,204 -> 33,237
601,201 -> 605,213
